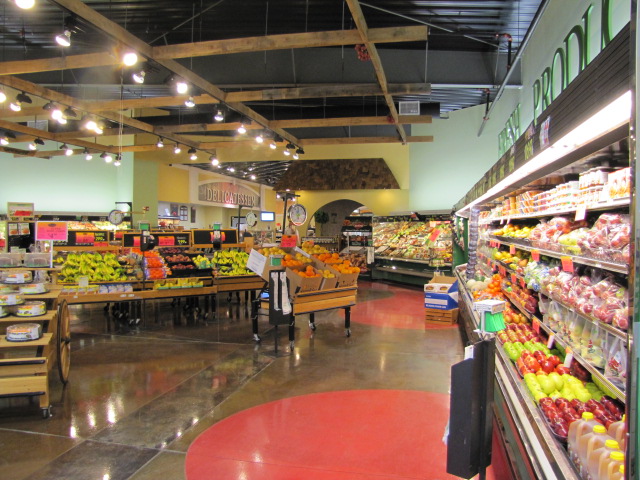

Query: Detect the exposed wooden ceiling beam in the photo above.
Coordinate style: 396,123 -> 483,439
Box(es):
346,0 -> 414,143
49,0 -> 300,147
155,115 -> 432,135
301,136 -> 433,145
0,75 -> 201,149
86,83 -> 431,112
0,118 -> 118,153
153,26 -> 428,59
12,147 -> 104,159
0,26 -> 427,76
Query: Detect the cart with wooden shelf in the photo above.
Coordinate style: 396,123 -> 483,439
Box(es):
0,286 -> 70,418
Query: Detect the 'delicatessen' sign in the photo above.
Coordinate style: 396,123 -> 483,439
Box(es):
197,182 -> 259,207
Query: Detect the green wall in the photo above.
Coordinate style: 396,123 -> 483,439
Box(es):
409,93 -> 519,211
0,140 -> 134,214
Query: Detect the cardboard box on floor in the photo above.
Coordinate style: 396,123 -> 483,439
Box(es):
424,275 -> 459,310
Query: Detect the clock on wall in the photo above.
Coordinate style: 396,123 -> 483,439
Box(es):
288,204 -> 307,226
245,211 -> 257,227
108,209 -> 125,226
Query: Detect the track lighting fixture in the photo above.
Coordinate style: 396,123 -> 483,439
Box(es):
15,92 -> 32,106
210,155 -> 219,166
28,141 -> 37,151
188,147 -> 197,160
175,79 -> 189,94
255,134 -> 264,144
269,141 -> 277,150
50,104 -> 64,121
237,124 -> 247,135
55,29 -> 72,47
61,144 -> 73,156
283,149 -> 291,156
14,0 -> 35,9
83,148 -> 93,161
174,144 -> 181,154
185,96 -> 195,108
34,138 -> 45,146
286,142 -> 295,150
114,154 -> 122,167
293,153 -> 299,160
0,90 -> 6,103
0,136 -> 8,146
122,50 -> 139,67
63,107 -> 76,118
296,147 -> 305,155
156,137 -> 164,148
132,69 -> 146,84
100,152 -> 113,163
214,109 -> 224,122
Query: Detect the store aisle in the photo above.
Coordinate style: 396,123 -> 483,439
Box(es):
0,281 -> 482,480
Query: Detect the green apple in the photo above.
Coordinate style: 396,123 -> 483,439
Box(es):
548,372 -> 563,391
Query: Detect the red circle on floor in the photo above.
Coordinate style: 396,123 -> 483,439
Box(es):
186,390 -> 459,480
351,282 -> 458,330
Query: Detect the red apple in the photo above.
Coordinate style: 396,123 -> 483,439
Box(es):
524,356 -> 541,372
533,351 -> 546,362
555,398 -> 570,409
586,399 -> 603,411
541,360 -> 555,374
555,365 -> 571,375
539,397 -> 555,408
547,355 -> 561,367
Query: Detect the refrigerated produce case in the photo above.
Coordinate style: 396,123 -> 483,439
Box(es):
452,26 -> 635,480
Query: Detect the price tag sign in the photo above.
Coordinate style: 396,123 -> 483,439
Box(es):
547,333 -> 555,349
280,235 -> 297,248
35,221 -> 68,241
575,205 -> 587,221
561,256 -> 574,272
158,236 -> 175,246
500,218 -> 505,225
509,244 -> 516,254
429,229 -> 441,242
176,236 -> 189,246
532,318 -> 540,333
531,249 -> 540,262
133,236 -> 141,247
519,277 -> 526,289
510,273 -> 517,284
75,232 -> 96,245
498,266 -> 506,276
564,348 -> 573,367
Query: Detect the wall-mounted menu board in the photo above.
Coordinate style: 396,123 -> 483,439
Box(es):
192,229 -> 238,247
121,231 -> 191,248
53,230 -> 111,247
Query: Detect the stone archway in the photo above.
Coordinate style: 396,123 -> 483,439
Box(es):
309,199 -> 364,237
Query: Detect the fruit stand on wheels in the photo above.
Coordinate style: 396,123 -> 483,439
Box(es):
213,274 -> 267,319
251,281 -> 357,349
0,286 -> 71,418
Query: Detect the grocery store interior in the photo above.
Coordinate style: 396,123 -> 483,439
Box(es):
0,0 -> 638,479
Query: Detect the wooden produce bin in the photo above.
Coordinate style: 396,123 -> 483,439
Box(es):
425,307 -> 459,325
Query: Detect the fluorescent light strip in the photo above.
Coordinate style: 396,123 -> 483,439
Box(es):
456,90 -> 631,215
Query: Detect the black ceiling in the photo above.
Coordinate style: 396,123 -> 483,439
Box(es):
0,0 -> 545,186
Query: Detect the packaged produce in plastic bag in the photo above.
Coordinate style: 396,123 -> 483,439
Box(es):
612,307 -> 629,331
582,323 -> 607,369
605,337 -> 627,389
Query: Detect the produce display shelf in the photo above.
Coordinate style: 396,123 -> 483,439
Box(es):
456,265 -> 582,479
374,266 -> 435,278
538,291 -> 627,341
478,197 -> 630,225
485,237 -> 628,275
477,252 -> 528,285
375,256 -> 451,267
534,319 -> 626,403
502,291 -> 535,322
494,344 -> 581,480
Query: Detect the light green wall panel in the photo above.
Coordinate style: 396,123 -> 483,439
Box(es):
409,92 -> 520,211
0,142 -> 134,214
132,158 -> 159,224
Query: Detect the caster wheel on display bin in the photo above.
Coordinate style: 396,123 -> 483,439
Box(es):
345,328 -> 351,337
42,407 -> 51,419
309,321 -> 316,331
253,334 -> 261,343
289,341 -> 295,350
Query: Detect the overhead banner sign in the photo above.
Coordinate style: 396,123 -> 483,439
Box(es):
197,181 -> 260,207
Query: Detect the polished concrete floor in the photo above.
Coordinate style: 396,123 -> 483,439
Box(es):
0,281 -> 466,480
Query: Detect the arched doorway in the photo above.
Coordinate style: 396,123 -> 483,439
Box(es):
308,199 -> 365,237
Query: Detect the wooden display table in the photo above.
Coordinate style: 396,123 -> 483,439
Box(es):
252,285 -> 357,347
